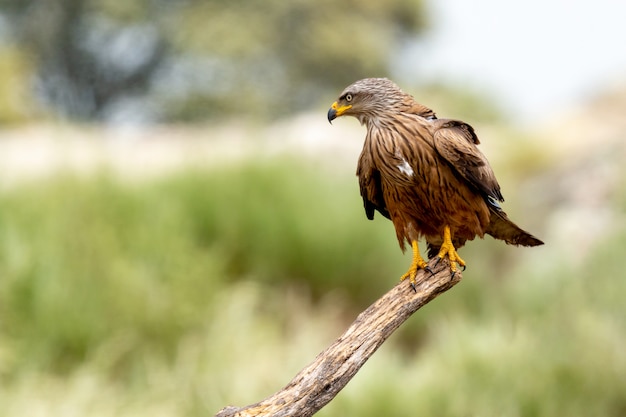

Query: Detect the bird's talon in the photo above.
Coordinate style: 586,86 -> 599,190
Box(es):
400,240 -> 430,291
425,266 -> 434,276
435,226 -> 466,277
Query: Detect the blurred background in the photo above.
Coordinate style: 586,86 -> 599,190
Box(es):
0,0 -> 624,416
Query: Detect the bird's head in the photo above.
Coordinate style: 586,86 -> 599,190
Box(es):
327,78 -> 407,125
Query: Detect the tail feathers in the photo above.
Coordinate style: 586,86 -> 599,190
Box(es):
425,209 -> 543,259
486,208 -> 544,247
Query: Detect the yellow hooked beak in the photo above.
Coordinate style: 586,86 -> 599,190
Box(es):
327,101 -> 352,123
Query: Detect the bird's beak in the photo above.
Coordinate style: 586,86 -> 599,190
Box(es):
327,101 -> 352,124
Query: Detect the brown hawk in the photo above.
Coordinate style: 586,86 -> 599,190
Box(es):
327,78 -> 543,284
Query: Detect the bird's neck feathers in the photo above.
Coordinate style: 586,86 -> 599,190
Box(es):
360,97 -> 433,130
358,112 -> 381,128
358,97 -> 404,128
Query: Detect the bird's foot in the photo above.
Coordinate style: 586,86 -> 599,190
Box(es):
435,228 -> 466,279
400,240 -> 433,291
400,258 -> 432,288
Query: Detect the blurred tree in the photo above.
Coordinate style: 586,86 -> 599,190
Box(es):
0,0 -> 427,122
1,0 -> 169,121
0,45 -> 38,123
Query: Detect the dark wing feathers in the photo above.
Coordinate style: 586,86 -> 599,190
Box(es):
433,120 -> 504,203
433,119 -> 543,248
357,149 -> 390,220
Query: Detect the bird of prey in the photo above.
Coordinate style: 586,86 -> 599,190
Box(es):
327,78 -> 543,284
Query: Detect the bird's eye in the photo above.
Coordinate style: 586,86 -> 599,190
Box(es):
345,93 -> 353,102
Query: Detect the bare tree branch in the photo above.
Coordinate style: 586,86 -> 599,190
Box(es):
215,258 -> 461,417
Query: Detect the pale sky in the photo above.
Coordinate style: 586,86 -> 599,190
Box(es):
399,0 -> 626,125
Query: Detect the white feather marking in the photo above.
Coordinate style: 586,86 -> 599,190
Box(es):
397,158 -> 414,177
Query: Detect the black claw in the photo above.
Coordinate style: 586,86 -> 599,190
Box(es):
410,282 -> 417,293
434,257 -> 443,266
461,264 -> 466,272
425,266 -> 435,277
450,270 -> 456,281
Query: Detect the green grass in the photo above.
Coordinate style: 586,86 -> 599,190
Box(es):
0,159 -> 624,416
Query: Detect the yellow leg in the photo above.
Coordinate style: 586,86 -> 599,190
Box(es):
400,240 -> 430,286
436,225 -> 466,274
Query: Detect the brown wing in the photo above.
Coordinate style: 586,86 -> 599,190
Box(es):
433,119 -> 504,204
433,119 -> 544,249
357,148 -> 390,220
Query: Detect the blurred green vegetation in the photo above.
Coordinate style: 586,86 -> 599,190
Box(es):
0,158 -> 624,416
0,0 -> 426,122
0,161 -> 403,377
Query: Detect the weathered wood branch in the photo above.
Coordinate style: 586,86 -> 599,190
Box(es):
215,258 -> 461,417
